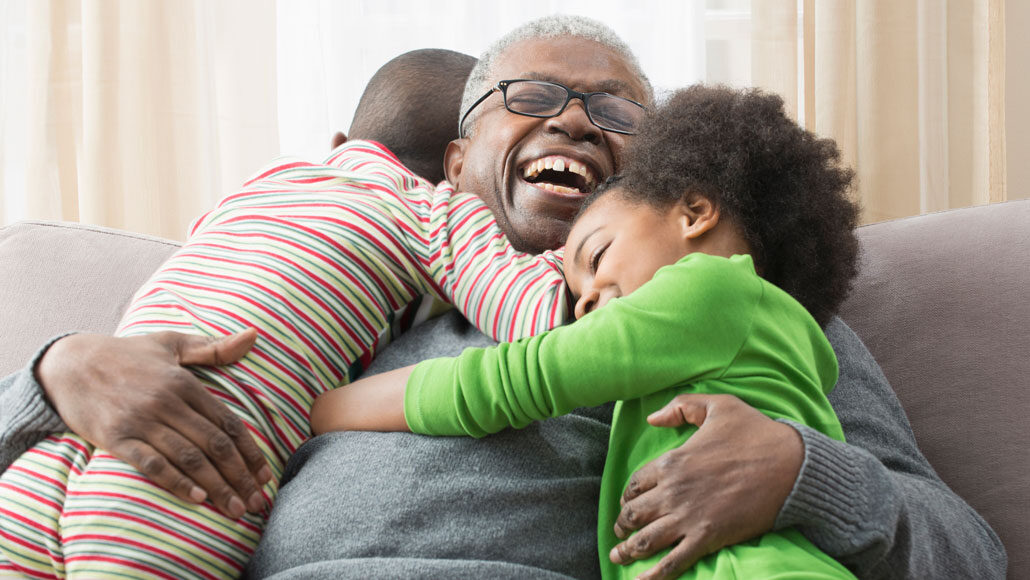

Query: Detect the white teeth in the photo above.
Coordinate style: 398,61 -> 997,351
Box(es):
567,161 -> 596,187
538,182 -> 580,195
521,156 -> 597,190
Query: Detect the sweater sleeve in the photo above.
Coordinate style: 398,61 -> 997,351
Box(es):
405,254 -> 760,437
774,317 -> 1006,579
0,336 -> 70,472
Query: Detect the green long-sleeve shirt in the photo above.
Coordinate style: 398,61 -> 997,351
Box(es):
406,253 -> 852,578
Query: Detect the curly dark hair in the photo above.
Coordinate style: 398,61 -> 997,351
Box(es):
588,85 -> 860,325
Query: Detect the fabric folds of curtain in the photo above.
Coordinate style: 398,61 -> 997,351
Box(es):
3,1 -> 1011,235
753,0 -> 1007,224
8,0 -> 279,240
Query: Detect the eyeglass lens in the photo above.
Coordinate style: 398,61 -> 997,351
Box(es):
503,81 -> 642,134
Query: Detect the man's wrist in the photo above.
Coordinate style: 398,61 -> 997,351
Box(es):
31,332 -> 77,405
772,419 -> 895,556
773,420 -> 870,531
1,335 -> 72,470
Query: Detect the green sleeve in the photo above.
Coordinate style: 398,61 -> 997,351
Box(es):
405,254 -> 763,437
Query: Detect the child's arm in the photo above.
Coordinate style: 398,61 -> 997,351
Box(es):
332,142 -> 570,342
405,254 -> 840,440
310,365 -> 414,434
406,255 -> 752,436
403,183 -> 570,342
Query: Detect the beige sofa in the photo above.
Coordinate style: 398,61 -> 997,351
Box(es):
1,199 -> 1027,578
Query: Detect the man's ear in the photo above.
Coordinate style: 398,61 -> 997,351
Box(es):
331,131 -> 348,150
443,139 -> 468,187
677,194 -> 720,240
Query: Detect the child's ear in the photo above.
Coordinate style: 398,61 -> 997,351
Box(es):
677,194 -> 720,240
443,139 -> 467,186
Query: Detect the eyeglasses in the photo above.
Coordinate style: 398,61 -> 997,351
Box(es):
458,79 -> 646,137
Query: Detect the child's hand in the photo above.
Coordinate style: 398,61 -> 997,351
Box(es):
609,393 -> 803,580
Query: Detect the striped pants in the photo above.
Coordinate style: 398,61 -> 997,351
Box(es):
0,182 -> 448,578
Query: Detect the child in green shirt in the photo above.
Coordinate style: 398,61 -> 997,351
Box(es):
311,85 -> 861,579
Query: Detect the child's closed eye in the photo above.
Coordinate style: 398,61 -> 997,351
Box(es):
590,242 -> 610,274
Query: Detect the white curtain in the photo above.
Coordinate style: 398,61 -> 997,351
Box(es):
0,0 -> 1016,238
751,0 -> 1009,223
275,0 -> 713,162
0,0 -> 279,240
2,0 -> 722,239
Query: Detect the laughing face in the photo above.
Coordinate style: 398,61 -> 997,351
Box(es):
443,36 -> 650,254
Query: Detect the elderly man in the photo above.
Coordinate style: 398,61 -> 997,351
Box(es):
0,16 -> 1004,580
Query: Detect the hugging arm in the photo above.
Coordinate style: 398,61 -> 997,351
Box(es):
323,145 -> 569,344
0,331 -> 273,519
404,256 -> 763,439
611,318 -> 1006,580
310,365 -> 412,434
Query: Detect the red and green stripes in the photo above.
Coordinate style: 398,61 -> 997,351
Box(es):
0,140 -> 569,578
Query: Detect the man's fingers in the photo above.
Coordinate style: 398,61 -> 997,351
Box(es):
165,328 -> 258,367
180,380 -> 271,509
621,461 -> 659,505
646,394 -> 712,428
614,494 -> 664,539
36,331 -> 269,518
609,516 -> 681,566
115,438 -> 207,506
148,425 -> 252,519
216,328 -> 259,365
634,532 -> 711,580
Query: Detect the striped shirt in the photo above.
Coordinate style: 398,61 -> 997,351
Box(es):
0,140 -> 569,579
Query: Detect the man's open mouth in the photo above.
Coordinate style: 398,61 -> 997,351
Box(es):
520,155 -> 598,196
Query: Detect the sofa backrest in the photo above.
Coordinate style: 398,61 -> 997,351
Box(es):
839,199 -> 1029,579
0,221 -> 179,376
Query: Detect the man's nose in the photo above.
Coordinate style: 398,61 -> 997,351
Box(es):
544,99 -> 602,143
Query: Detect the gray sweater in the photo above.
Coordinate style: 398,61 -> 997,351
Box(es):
0,316 -> 1006,579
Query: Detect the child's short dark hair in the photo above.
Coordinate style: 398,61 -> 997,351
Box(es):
591,85 -> 860,325
349,49 -> 477,183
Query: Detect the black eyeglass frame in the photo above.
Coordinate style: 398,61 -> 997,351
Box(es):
458,79 -> 646,137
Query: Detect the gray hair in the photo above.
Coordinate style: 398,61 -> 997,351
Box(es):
460,15 -> 653,137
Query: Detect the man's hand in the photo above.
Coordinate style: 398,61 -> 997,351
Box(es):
610,394 -> 804,579
35,330 -> 272,519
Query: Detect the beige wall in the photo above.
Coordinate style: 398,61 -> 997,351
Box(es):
1009,1 -> 1030,198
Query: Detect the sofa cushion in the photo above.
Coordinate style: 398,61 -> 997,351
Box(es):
839,198 -> 1029,579
0,221 -> 179,377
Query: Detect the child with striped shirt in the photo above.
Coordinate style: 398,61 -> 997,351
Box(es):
0,49 -> 570,579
